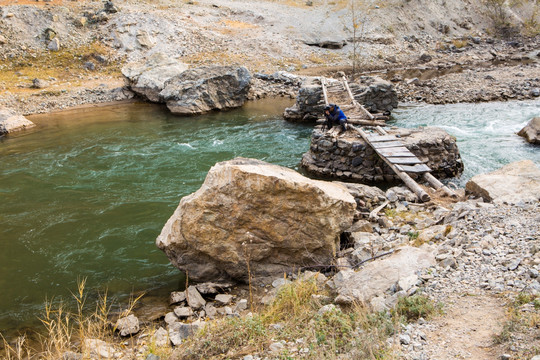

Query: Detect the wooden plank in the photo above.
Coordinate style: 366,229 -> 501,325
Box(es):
352,126 -> 430,202
372,140 -> 405,149
366,135 -> 397,142
387,157 -> 425,164
376,147 -> 415,157
395,164 -> 432,173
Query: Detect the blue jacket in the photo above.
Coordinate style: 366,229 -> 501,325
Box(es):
327,105 -> 347,123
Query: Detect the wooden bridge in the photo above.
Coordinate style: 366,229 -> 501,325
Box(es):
320,76 -> 456,202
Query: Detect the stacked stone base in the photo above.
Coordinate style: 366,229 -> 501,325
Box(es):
301,127 -> 463,183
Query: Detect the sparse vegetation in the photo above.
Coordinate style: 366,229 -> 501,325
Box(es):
176,277 -> 400,359
393,294 -> 442,322
0,41 -> 122,90
493,292 -> 540,358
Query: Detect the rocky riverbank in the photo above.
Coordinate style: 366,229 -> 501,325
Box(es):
19,159 -> 536,360
0,0 -> 539,116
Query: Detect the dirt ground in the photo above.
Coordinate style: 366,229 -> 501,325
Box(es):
423,295 -> 506,359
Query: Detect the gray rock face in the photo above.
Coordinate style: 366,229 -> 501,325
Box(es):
517,117 -> 540,144
122,52 -> 189,103
0,107 -> 35,135
334,246 -> 436,303
186,286 -> 206,310
466,160 -> 540,204
160,66 -> 251,115
156,157 -> 356,283
304,36 -> 347,49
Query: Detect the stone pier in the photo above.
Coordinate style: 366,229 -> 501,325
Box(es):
301,126 -> 463,183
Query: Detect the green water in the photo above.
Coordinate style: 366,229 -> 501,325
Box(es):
391,100 -> 540,186
0,98 -> 311,334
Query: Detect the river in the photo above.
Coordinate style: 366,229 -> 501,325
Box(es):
0,98 -> 538,336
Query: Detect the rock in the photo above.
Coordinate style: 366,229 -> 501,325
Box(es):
75,17 -> 88,27
115,314 -> 139,336
122,53 -> 189,103
0,35 -> 6,45
335,246 -> 436,303
146,354 -> 160,360
160,66 -> 251,115
47,38 -> 60,51
235,299 -> 248,312
164,312 -> 178,325
205,303 -> 218,318
318,304 -> 338,314
186,286 -> 206,310
370,296 -> 387,312
173,306 -> 194,318
83,61 -> 95,71
466,160 -> 540,204
104,1 -> 119,13
31,78 -> 49,89
168,321 -> 201,345
43,28 -> 56,41
417,225 -> 449,244
151,327 -> 168,347
156,158 -> 356,283
195,282 -> 234,295
62,351 -> 83,360
334,294 -> 354,305
84,339 -> 121,358
272,278 -> 291,289
170,291 -> 186,305
419,53 -> 432,63
136,30 -> 155,48
400,334 -> 411,345
269,341 -> 285,353
517,117 -> 540,144
346,220 -> 373,233
0,107 -> 36,134
215,294 -> 233,305
303,36 -> 347,49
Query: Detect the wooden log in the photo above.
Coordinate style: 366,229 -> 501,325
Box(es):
320,77 -> 329,106
341,76 -> 375,120
369,200 -> 389,220
423,172 -> 458,198
347,119 -> 386,127
352,126 -> 430,202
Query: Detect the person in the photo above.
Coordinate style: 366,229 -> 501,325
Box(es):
323,104 -> 348,132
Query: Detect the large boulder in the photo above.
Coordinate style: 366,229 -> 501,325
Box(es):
517,117 -> 540,144
160,66 -> 251,115
156,158 -> 356,283
0,107 -> 35,135
466,160 -> 540,204
121,52 -> 188,103
333,246 -> 436,303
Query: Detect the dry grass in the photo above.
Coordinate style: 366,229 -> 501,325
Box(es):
494,293 -> 540,357
175,276 -> 399,359
0,278 -> 149,360
0,42 -> 123,91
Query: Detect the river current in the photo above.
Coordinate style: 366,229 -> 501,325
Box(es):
0,98 -> 538,335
